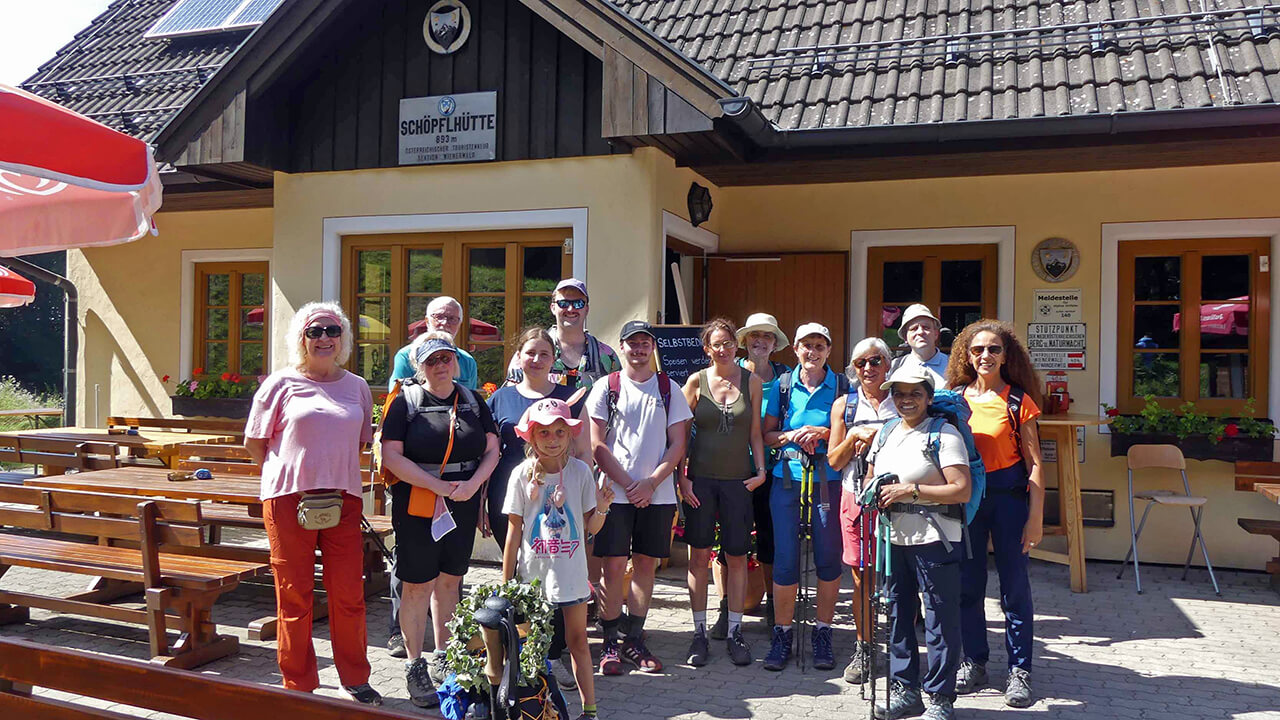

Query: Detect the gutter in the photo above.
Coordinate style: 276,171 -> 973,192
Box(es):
718,100 -> 1280,151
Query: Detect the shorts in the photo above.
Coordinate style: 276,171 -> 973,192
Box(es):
770,475 -> 843,586
592,503 -> 677,559
682,475 -> 755,556
390,482 -> 481,583
840,488 -> 878,568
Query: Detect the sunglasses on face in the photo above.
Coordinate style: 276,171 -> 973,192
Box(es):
554,299 -> 587,310
423,353 -> 454,367
969,344 -> 1005,357
854,356 -> 885,369
304,325 -> 342,339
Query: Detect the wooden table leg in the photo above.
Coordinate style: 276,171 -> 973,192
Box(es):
1053,425 -> 1088,593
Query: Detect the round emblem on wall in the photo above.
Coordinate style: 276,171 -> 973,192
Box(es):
438,96 -> 456,116
424,1 -> 471,55
1031,237 -> 1081,283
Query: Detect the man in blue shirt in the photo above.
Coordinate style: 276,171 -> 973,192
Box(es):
889,304 -> 949,389
388,296 -> 478,390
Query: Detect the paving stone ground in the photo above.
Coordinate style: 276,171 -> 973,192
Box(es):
2,543 -> 1278,720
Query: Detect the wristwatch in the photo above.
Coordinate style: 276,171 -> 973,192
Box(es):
910,484 -> 920,502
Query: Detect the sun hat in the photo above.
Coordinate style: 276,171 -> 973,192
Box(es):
413,336 -> 457,365
898,304 -> 942,340
553,278 -> 589,301
880,364 -> 937,393
515,398 -> 584,441
736,312 -> 789,347
794,322 -> 831,344
619,319 -> 655,341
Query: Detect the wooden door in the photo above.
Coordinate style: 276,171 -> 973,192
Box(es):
701,252 -> 849,366
866,244 -> 998,353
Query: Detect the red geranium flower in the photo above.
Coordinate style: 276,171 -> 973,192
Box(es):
1224,423 -> 1240,437
193,367 -> 204,375
230,373 -> 242,383
161,375 -> 170,382
220,372 -> 232,381
1105,407 -> 1120,417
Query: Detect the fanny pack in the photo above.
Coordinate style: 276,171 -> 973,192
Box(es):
297,491 -> 345,530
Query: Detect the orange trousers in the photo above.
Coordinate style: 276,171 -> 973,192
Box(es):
263,492 -> 371,692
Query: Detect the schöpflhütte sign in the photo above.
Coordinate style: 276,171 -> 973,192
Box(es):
399,92 -> 497,165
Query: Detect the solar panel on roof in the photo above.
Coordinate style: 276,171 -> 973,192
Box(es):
229,0 -> 284,26
144,0 -> 284,39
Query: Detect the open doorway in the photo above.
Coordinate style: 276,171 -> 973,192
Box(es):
662,236 -> 704,325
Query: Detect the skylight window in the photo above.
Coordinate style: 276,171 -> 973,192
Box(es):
144,0 -> 285,39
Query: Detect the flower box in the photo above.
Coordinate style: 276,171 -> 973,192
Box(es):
170,395 -> 252,419
1109,432 -> 1274,463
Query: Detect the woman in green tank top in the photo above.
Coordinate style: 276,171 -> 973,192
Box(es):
678,318 -> 766,668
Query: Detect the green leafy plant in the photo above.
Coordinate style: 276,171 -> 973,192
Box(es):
167,368 -> 261,400
445,579 -> 553,693
1102,396 -> 1274,443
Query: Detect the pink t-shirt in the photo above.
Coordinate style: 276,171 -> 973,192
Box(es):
245,368 -> 374,501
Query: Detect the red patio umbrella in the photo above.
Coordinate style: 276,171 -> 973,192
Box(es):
0,265 -> 35,308
0,83 -> 162,256
1172,298 -> 1250,336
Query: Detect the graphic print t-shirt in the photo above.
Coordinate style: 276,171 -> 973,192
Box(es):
502,457 -> 597,603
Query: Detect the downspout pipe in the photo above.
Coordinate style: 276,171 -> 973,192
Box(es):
0,256 -> 78,427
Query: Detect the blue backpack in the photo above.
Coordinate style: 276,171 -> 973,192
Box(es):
874,388 -> 986,525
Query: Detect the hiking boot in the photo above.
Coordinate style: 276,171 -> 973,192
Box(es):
872,681 -> 925,720
620,633 -> 663,673
842,641 -> 870,684
687,630 -> 710,667
598,643 -> 624,676
923,693 -> 956,720
710,599 -> 729,640
343,683 -> 383,705
427,650 -> 450,686
812,625 -> 835,670
727,626 -> 752,666
1005,667 -> 1034,708
405,657 -> 439,708
955,659 -> 988,695
554,656 -> 577,691
762,626 -> 792,671
387,631 -> 407,659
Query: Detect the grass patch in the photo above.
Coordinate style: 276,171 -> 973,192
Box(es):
0,376 -> 62,432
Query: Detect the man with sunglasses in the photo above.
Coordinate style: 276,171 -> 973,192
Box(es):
505,278 -> 620,389
889,304 -> 949,390
389,297 -> 479,391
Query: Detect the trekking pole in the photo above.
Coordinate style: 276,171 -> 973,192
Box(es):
795,454 -> 813,672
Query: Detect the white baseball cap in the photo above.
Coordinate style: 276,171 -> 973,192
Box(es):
794,322 -> 831,344
880,364 -> 937,392
898,304 -> 942,340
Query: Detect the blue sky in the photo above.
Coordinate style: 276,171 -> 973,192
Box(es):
1,1 -> 113,85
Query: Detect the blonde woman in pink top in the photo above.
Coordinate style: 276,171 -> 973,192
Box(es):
244,301 -> 380,705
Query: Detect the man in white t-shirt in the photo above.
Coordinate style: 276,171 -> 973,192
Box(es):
889,304 -> 949,389
865,365 -> 971,720
587,320 -> 693,676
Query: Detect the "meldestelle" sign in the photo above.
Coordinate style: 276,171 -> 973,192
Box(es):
398,91 -> 497,166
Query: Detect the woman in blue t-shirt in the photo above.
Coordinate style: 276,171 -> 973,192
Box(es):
486,327 -> 589,551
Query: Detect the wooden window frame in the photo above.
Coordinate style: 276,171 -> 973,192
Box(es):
194,261 -> 269,376
341,230 -> 571,387
1116,237 -> 1271,414
866,243 -> 999,350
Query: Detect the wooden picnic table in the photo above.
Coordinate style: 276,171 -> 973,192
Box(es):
0,427 -> 234,468
25,466 -> 262,507
0,408 -> 63,428
1031,413 -> 1111,594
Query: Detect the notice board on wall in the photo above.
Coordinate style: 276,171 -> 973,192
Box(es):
651,325 -> 708,386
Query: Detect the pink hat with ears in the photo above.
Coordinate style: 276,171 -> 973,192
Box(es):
515,398 -> 583,441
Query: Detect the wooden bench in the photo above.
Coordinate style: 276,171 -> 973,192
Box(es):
1234,461 -> 1280,590
0,486 -> 265,668
0,637 -> 407,720
109,416 -> 246,438
0,434 -> 124,474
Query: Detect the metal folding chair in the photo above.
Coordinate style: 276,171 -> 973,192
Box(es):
1118,444 -> 1220,595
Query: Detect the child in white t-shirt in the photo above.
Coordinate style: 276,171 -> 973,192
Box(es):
502,398 -> 611,720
